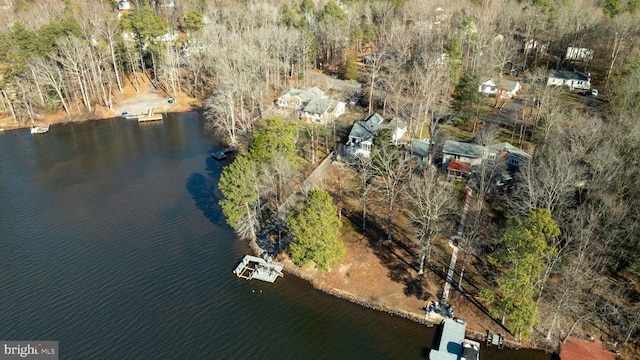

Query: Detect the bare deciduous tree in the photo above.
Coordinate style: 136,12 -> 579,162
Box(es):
406,169 -> 456,275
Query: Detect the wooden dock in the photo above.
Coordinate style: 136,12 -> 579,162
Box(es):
138,108 -> 163,122
486,330 -> 504,349
211,147 -> 238,160
233,255 -> 283,283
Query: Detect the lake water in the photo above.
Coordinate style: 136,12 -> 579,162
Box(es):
0,114 -> 550,359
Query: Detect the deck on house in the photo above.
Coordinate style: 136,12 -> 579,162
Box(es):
233,255 -> 283,283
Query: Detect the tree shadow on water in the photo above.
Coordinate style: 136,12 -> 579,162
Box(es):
186,172 -> 222,225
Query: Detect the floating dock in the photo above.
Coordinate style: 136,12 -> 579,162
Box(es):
233,255 -> 283,283
138,108 -> 163,122
30,124 -> 50,134
211,147 -> 238,160
429,318 -> 480,360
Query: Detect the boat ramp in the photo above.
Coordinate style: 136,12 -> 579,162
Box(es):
211,147 -> 238,160
233,255 -> 283,283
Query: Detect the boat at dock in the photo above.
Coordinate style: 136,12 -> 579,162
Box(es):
429,318 -> 480,360
211,147 -> 238,160
233,255 -> 283,283
30,124 -> 50,134
122,111 -> 139,120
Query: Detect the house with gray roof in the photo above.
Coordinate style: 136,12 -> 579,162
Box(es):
301,97 -> 345,124
547,70 -> 591,90
344,113 -> 385,158
487,142 -> 532,171
276,87 -> 345,124
409,139 -> 431,170
441,140 -> 486,170
479,78 -> 521,98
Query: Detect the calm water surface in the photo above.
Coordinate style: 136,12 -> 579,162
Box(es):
0,114 -> 550,359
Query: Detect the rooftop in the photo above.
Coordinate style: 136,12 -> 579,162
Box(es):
482,78 -> 520,92
549,69 -> 590,81
442,140 -> 485,158
348,113 -> 384,142
410,139 -> 431,158
429,318 -> 467,360
303,98 -> 334,114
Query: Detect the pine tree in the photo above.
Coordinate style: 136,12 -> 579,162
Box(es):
343,55 -> 359,81
484,209 -> 560,339
288,190 -> 344,270
248,116 -> 298,164
218,156 -> 259,239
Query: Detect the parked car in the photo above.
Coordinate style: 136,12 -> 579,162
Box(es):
591,89 -> 598,96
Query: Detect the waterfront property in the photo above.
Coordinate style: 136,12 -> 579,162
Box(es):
429,318 -> 480,360
233,255 -> 284,283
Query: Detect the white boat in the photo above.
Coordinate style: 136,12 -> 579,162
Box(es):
30,124 -> 50,134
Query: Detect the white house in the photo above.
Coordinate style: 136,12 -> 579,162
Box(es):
547,70 -> 591,90
565,47 -> 593,61
479,79 -> 521,99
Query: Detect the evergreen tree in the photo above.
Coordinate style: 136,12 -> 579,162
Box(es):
288,190 -> 344,270
248,116 -> 298,164
218,156 -> 259,239
180,10 -> 204,34
343,54 -> 359,80
483,209 -> 560,340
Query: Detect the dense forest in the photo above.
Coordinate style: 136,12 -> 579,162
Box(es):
2,0 -> 640,354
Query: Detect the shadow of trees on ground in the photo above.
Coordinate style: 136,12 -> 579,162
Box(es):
346,210 -> 433,301
344,209 -> 512,335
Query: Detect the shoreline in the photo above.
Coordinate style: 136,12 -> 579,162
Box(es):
248,222 -> 542,354
8,98 -> 546,354
0,85 -> 202,132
